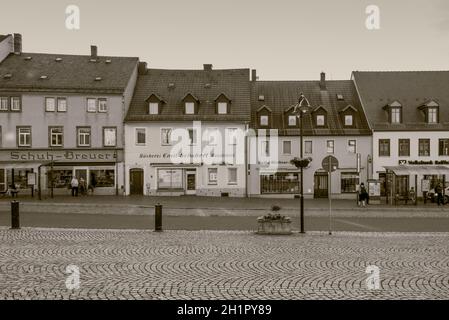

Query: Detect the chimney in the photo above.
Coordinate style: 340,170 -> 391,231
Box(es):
91,45 -> 98,59
138,62 -> 148,75
252,69 -> 257,82
203,64 -> 213,71
13,33 -> 22,55
320,72 -> 326,90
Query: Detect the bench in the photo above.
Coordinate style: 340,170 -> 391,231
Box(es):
395,194 -> 415,205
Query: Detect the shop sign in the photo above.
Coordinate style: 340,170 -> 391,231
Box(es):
0,150 -> 123,163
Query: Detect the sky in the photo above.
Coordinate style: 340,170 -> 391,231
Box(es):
1,0 -> 448,80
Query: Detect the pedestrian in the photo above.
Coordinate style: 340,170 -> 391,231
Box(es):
71,176 -> 79,197
409,187 -> 416,204
359,183 -> 368,207
435,183 -> 444,206
79,177 -> 86,196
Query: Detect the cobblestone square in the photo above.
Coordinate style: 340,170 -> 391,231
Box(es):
0,227 -> 448,300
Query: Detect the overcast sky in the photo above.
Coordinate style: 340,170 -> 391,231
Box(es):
1,0 -> 448,80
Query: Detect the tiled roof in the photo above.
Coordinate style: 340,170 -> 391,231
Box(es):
251,80 -> 371,136
125,68 -> 251,122
0,52 -> 138,94
352,71 -> 449,131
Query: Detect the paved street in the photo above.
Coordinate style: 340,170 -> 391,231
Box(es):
0,227 -> 448,300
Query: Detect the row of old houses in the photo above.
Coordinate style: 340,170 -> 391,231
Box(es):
1,34 -> 448,200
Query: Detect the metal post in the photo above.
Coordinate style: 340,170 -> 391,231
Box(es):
50,162 -> 54,199
155,203 -> 162,232
11,201 -> 20,229
38,166 -> 42,201
415,174 -> 418,205
299,112 -> 305,234
328,160 -> 332,235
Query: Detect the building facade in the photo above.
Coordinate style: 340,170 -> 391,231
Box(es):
353,71 -> 449,198
248,72 -> 372,199
0,34 -> 138,196
124,64 -> 251,197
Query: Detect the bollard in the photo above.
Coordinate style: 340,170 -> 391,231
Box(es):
155,203 -> 162,232
11,201 -> 20,229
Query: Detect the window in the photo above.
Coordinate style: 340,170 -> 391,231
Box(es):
51,170 -> 73,189
419,139 -> 430,156
341,173 -> 359,193
316,115 -> 325,126
228,168 -> 237,184
185,102 -> 195,114
103,127 -> 117,147
10,97 -> 20,111
149,102 -> 159,115
208,168 -> 218,185
157,169 -> 183,189
348,140 -> 356,153
439,139 -> 449,156
428,108 -> 438,124
260,115 -> 269,126
379,139 -> 390,157
260,173 -> 300,194
136,128 -> 146,145
77,127 -> 91,147
226,128 -> 237,145
57,98 -> 67,112
399,139 -> 410,157
188,128 -> 197,145
17,127 -> 31,147
344,115 -> 353,126
45,97 -> 56,112
304,141 -> 312,154
49,127 -> 63,147
288,115 -> 297,126
391,107 -> 401,124
283,140 -> 292,155
161,128 -> 172,145
90,170 -> 115,188
0,97 -> 8,111
326,140 -> 334,154
98,98 -> 108,112
217,102 -> 227,114
261,140 -> 270,156
87,98 -> 97,112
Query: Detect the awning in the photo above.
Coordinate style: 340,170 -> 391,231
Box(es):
384,165 -> 449,175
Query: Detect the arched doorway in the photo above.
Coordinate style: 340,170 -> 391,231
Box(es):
129,168 -> 144,195
314,171 -> 328,198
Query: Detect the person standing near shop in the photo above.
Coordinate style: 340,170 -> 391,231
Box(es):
71,176 -> 79,197
359,183 -> 368,207
435,183 -> 444,206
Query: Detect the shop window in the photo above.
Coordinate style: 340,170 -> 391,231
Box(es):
419,139 -> 430,156
50,170 -> 73,189
208,168 -> 218,185
157,169 -> 183,189
90,170 -> 115,188
228,168 -> 237,185
439,139 -> 449,156
260,173 -> 300,194
341,173 -> 359,193
13,169 -> 33,189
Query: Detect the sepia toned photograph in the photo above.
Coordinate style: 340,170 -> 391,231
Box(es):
0,0 -> 448,310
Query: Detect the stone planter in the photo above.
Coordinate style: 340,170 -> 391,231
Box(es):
257,217 -> 292,235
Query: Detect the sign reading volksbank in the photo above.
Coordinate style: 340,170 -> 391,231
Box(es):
1,150 -> 123,163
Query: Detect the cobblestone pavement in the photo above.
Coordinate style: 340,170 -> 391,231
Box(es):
0,227 -> 448,300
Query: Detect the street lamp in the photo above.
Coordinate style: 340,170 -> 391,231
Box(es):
292,93 -> 312,233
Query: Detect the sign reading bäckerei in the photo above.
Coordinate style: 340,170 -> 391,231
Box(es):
0,150 -> 123,163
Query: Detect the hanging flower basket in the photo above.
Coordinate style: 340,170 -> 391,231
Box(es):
257,206 -> 292,235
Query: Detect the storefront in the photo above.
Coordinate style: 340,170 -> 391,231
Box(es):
0,149 -> 124,196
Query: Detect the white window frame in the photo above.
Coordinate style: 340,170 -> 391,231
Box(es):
218,102 -> 227,114
149,102 -> 159,115
260,115 -> 269,126
50,127 -> 63,147
57,97 -> 67,112
288,115 -> 297,126
316,115 -> 325,126
77,127 -> 91,147
45,97 -> 56,112
18,127 -> 31,147
103,127 -> 117,147
185,102 -> 195,114
326,140 -> 335,154
344,115 -> 353,126
87,98 -> 97,113
304,140 -> 313,154
98,98 -> 108,113
135,128 -> 146,146
428,108 -> 438,124
208,168 -> 218,185
0,97 -> 8,111
160,128 -> 172,146
348,139 -> 356,153
10,97 -> 20,111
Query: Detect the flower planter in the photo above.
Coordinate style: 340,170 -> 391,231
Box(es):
257,217 -> 292,235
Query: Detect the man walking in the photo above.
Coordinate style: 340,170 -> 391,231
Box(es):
435,183 -> 444,206
71,176 -> 79,197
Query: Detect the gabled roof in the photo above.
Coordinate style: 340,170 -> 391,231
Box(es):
0,52 -> 138,94
125,68 -> 251,122
312,105 -> 328,113
181,92 -> 200,102
251,79 -> 371,136
339,105 -> 358,113
352,71 -> 449,131
257,105 -> 272,113
214,92 -> 231,102
145,93 -> 166,103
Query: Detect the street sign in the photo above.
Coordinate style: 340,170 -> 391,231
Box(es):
322,155 -> 338,173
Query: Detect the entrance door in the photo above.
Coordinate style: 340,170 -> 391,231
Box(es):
185,171 -> 196,195
129,169 -> 144,195
314,172 -> 328,198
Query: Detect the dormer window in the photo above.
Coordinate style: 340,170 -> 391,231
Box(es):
344,115 -> 353,126
427,107 -> 438,124
149,103 -> 158,115
288,115 -> 297,126
312,106 -> 327,127
257,105 -> 272,127
316,115 -> 325,126
215,93 -> 231,115
390,107 -> 401,124
260,115 -> 269,126
185,102 -> 195,114
218,102 -> 227,114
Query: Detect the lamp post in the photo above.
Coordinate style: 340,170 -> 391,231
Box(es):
293,93 -> 312,233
